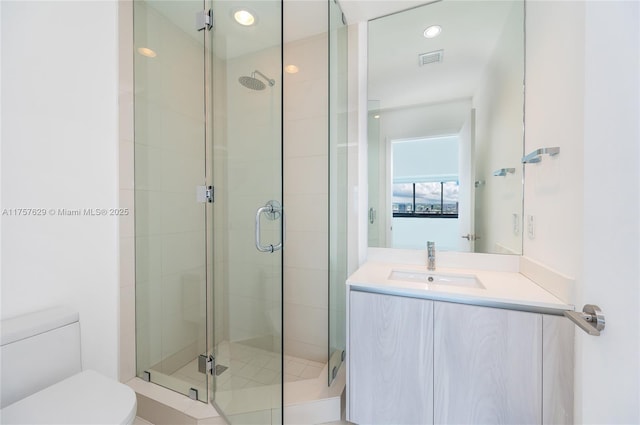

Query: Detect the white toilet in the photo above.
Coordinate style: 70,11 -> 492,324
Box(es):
0,307 -> 137,424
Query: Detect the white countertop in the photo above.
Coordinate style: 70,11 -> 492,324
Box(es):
346,261 -> 573,314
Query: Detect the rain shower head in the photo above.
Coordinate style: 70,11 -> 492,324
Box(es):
238,70 -> 275,91
239,75 -> 266,90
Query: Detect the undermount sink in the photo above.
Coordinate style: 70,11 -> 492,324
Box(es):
389,269 -> 485,289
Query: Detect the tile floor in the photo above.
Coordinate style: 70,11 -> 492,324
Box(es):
151,341 -> 324,393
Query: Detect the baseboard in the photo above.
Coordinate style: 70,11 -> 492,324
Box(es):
127,378 -> 224,425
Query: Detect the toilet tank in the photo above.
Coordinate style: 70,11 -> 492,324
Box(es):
1,307 -> 82,408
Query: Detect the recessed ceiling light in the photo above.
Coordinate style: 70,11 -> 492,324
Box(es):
285,65 -> 299,74
423,25 -> 442,39
137,47 -> 157,58
234,9 -> 256,26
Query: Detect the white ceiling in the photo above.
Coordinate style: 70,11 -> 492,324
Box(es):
365,1 -> 516,110
338,0 -> 437,24
146,0 -> 517,110
147,0 -> 431,59
148,1 -> 327,59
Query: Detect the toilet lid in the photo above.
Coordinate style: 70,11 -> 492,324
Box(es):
1,370 -> 137,425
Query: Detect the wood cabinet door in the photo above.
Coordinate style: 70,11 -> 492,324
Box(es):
433,302 -> 542,424
542,315 -> 574,425
349,291 -> 434,424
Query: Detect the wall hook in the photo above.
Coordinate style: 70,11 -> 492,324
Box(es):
493,168 -> 516,176
522,147 -> 560,164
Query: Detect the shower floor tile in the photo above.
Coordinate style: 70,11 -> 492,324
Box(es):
156,340 -> 327,397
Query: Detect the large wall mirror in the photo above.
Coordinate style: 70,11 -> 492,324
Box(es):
367,0 -> 524,255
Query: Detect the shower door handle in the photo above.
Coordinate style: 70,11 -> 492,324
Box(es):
255,201 -> 284,253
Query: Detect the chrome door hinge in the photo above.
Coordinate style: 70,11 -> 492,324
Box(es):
196,185 -> 214,203
196,9 -> 213,31
198,354 -> 214,375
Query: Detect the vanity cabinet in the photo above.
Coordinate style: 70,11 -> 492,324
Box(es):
349,291 -> 434,425
348,290 -> 574,425
433,302 -> 541,424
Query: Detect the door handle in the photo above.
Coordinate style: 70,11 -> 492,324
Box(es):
255,200 -> 283,253
369,207 -> 376,224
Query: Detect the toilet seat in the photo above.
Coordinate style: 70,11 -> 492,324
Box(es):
0,370 -> 137,425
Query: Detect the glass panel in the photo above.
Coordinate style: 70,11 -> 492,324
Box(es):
207,1 -> 283,423
367,103 -> 386,247
328,0 -> 348,385
392,182 -> 459,216
134,0 -> 208,401
442,181 -> 460,215
393,183 -> 414,214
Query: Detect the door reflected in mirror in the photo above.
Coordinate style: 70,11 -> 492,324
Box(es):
367,0 -> 524,255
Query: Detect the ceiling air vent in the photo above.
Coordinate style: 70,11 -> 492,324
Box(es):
418,49 -> 444,66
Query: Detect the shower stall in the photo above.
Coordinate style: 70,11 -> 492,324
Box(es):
133,1 -> 348,423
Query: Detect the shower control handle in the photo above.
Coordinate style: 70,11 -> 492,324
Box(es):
255,201 -> 284,253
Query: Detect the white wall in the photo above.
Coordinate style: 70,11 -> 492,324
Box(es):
525,1 -> 639,422
472,0 -> 524,255
1,1 -> 120,379
377,100 -> 471,142
523,1 -> 584,275
580,2 -> 639,422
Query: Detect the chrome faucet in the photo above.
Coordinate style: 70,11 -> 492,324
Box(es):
427,241 -> 436,270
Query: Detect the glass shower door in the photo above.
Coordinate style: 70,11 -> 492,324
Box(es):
206,1 -> 283,423
328,0 -> 348,385
134,0 -> 209,402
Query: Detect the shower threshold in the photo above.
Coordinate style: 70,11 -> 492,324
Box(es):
136,341 -> 343,423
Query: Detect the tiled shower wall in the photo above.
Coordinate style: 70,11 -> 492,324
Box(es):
283,33 -> 330,363
209,25 -> 333,365
224,46 -> 282,347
